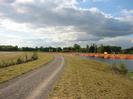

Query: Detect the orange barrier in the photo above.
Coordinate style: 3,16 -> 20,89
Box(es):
126,55 -> 133,59
98,54 -> 104,58
104,55 -> 110,59
79,53 -> 133,60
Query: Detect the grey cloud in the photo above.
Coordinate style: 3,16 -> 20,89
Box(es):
98,36 -> 133,48
0,0 -> 15,4
0,0 -> 133,45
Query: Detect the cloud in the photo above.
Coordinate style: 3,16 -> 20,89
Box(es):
98,35 -> 133,48
0,0 -> 14,4
0,0 -> 132,47
117,9 -> 133,24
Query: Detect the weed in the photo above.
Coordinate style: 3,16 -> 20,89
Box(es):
32,52 -> 38,60
111,62 -> 127,74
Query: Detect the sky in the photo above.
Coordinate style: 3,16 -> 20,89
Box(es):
0,0 -> 133,48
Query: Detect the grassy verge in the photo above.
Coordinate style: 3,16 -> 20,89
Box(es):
0,52 -> 39,68
49,55 -> 133,99
0,52 -> 53,83
128,72 -> 133,79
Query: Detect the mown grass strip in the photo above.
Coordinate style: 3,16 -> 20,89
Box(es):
0,53 -> 53,83
49,55 -> 133,99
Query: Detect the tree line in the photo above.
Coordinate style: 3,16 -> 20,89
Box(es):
0,44 -> 132,54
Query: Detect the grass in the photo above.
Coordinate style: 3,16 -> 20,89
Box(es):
49,55 -> 133,99
0,52 -> 29,61
111,62 -> 128,74
128,72 -> 133,79
0,52 -> 53,83
0,52 -> 39,68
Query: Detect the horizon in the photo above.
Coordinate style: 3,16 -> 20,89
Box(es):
0,0 -> 133,48
0,44 -> 132,50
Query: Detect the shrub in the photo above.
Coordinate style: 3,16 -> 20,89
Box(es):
0,61 -> 4,68
17,57 -> 23,64
1,61 -> 8,67
128,72 -> 133,79
111,62 -> 127,74
25,55 -> 28,62
11,60 -> 16,65
31,52 -> 38,60
119,63 -> 127,74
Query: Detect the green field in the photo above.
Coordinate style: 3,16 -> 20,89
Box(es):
49,55 -> 133,99
0,52 -> 53,83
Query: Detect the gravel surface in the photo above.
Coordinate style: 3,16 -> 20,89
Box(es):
0,55 -> 64,99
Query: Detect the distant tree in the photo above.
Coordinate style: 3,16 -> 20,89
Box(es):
97,44 -> 104,53
81,48 -> 87,52
123,47 -> 133,54
73,44 -> 81,52
89,44 -> 97,53
56,47 -> 62,52
0,45 -> 18,51
22,47 -> 36,51
0,44 -> 124,53
39,46 -> 44,51
97,45 -> 122,54
35,47 -> 39,51
63,47 -> 74,52
86,45 -> 89,52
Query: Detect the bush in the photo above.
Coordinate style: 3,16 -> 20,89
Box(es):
0,61 -> 4,68
17,57 -> 23,64
10,60 -> 16,65
111,62 -> 127,74
0,62 -> 2,67
128,72 -> 133,79
25,55 -> 28,62
31,52 -> 38,60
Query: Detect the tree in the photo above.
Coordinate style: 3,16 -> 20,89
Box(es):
86,45 -> 89,52
56,47 -> 62,52
63,47 -> 74,52
89,44 -> 97,53
97,44 -> 104,53
73,44 -> 81,52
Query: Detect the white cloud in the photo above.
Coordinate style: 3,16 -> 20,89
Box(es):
118,9 -> 133,24
121,9 -> 133,15
0,0 -> 132,47
98,35 -> 133,48
15,0 -> 34,4
0,19 -> 32,32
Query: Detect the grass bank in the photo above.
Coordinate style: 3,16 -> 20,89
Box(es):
49,55 -> 133,99
0,52 -> 38,68
0,52 -> 53,83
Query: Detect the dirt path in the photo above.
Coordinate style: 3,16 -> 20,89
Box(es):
0,55 -> 64,99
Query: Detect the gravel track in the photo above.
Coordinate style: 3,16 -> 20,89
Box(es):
0,55 -> 64,99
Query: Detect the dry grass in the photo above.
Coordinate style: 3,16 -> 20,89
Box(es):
0,52 -> 37,68
0,52 -> 32,63
0,52 -> 29,60
0,52 -> 53,83
49,55 -> 133,99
